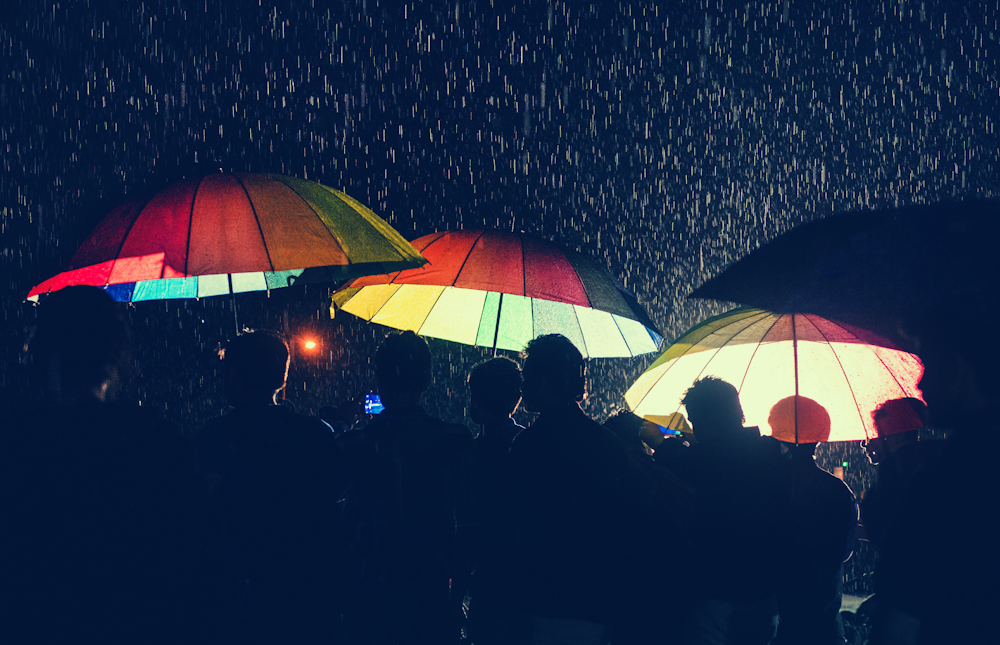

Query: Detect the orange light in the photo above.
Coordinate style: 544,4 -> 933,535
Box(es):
304,340 -> 317,350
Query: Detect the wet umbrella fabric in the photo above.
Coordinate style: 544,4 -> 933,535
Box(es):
332,230 -> 662,358
688,199 -> 1000,347
624,308 -> 924,443
27,173 -> 427,302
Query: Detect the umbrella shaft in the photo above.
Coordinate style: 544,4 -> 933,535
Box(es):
492,293 -> 503,356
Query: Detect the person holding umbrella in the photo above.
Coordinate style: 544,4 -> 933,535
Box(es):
506,334 -> 633,644
767,396 -> 858,645
339,330 -> 476,645
689,199 -> 1000,643
869,299 -> 1000,645
654,376 -> 785,645
195,330 -> 347,643
859,397 -> 944,552
465,356 -> 528,645
1,286 -> 231,644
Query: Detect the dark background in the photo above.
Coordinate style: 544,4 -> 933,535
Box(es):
3,0 -> 998,595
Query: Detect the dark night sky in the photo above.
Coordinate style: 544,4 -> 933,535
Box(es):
2,0 -> 998,594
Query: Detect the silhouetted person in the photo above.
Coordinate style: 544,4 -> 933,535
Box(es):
859,398 -> 943,551
196,330 -> 345,643
870,303 -> 1000,645
340,330 -> 475,645
768,396 -> 858,645
654,376 -> 785,645
466,357 -> 527,645
507,334 -> 632,644
1,286 -> 228,644
603,410 -> 695,645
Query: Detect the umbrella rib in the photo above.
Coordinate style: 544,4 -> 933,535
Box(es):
811,316 -> 901,440
365,284 -> 407,322
521,234 -> 527,298
104,191 -> 159,284
572,305 -> 591,359
733,313 -> 784,394
610,314 -> 633,357
563,248 -> 593,308
633,310 -> 769,414
449,230 -> 487,287
792,314 -> 799,443
232,174 -> 276,274
415,286 -> 450,336
183,176 -> 207,277
724,312 -> 784,435
527,295 -> 535,352
846,327 -> 915,398
643,312 -> 772,428
291,180 -> 351,264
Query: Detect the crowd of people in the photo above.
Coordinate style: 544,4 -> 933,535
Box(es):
1,284 -> 993,644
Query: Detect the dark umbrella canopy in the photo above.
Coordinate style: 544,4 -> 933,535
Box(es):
689,199 -> 1000,347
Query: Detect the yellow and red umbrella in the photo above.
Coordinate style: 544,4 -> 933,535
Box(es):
625,308 -> 924,442
332,230 -> 662,358
27,173 -> 426,302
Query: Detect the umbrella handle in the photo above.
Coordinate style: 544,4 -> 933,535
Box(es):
492,293 -> 503,356
229,277 -> 239,336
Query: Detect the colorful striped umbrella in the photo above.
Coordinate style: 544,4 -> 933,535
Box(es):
625,308 -> 925,442
27,173 -> 426,302
332,230 -> 663,358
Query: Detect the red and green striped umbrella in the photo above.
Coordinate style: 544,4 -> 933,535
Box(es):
27,173 -> 426,302
332,230 -> 663,358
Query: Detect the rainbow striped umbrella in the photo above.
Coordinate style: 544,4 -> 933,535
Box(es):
625,308 -> 925,442
27,173 -> 426,302
332,230 -> 662,358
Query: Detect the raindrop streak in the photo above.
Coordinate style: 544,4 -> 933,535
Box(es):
3,1 -> 999,599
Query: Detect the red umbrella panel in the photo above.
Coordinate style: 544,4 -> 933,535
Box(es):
333,230 -> 663,358
27,173 -> 426,302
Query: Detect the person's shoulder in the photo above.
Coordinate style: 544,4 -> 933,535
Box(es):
586,416 -> 627,449
426,415 -> 475,447
754,431 -> 784,453
509,419 -> 543,455
282,407 -> 337,434
94,403 -> 182,440
198,410 -> 231,431
817,464 -> 857,499
90,404 -> 193,470
195,410 -> 240,444
264,408 -> 341,454
420,411 -> 468,431
898,438 -> 947,465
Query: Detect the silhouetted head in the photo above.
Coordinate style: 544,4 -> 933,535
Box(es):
873,397 -> 928,436
468,357 -> 522,425
906,293 -> 1000,427
768,395 -> 832,444
681,376 -> 744,445
862,397 -> 929,464
223,331 -> 289,407
521,334 -> 586,413
29,286 -> 132,404
375,330 -> 432,409
603,409 -> 645,444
